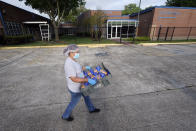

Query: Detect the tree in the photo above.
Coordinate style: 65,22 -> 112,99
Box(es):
88,10 -> 107,41
122,4 -> 141,15
19,0 -> 84,41
166,0 -> 196,7
64,4 -> 87,24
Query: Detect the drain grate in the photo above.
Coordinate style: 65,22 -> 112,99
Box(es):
174,49 -> 184,54
95,52 -> 109,57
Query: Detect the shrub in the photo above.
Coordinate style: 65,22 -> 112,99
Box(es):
76,32 -> 91,37
0,35 -> 4,45
131,36 -> 150,41
3,35 -> 33,45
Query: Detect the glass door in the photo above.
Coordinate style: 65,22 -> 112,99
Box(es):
117,27 -> 121,37
112,27 -> 116,38
111,26 -> 121,39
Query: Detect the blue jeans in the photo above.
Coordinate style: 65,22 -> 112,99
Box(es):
62,90 -> 95,119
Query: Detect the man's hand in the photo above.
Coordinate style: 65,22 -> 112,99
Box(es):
85,66 -> 91,70
88,79 -> 96,85
82,66 -> 91,70
69,77 -> 96,85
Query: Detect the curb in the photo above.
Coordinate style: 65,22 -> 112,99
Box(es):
140,42 -> 196,46
0,43 -> 122,50
78,44 -> 122,48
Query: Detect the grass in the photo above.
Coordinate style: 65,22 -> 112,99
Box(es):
0,41 -> 64,47
0,36 -> 118,47
122,38 -> 196,44
60,36 -> 117,44
1,36 -> 196,48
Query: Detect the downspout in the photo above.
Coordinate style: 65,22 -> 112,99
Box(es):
0,9 -> 7,35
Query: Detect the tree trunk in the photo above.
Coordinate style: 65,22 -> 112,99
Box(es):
90,28 -> 93,39
52,21 -> 59,41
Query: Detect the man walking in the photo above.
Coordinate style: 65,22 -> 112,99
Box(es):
62,44 -> 100,121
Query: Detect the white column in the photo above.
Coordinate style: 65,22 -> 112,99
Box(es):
48,24 -> 49,41
127,21 -> 129,38
116,26 -> 117,38
107,21 -> 108,39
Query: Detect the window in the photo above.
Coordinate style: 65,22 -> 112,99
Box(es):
107,20 -> 137,39
108,22 -> 111,27
122,21 -> 128,26
129,21 -> 135,26
5,21 -> 23,36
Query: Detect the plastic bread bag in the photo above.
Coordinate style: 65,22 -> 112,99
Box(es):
81,62 -> 112,96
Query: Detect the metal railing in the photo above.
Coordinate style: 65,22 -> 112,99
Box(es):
58,26 -> 196,44
150,27 -> 196,41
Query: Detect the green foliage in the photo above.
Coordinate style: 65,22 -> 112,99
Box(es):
122,4 -> 141,15
3,35 -> 33,45
19,0 -> 85,41
131,36 -> 151,41
19,0 -> 84,20
82,10 -> 107,41
60,36 -> 117,44
64,4 -> 87,23
166,0 -> 196,7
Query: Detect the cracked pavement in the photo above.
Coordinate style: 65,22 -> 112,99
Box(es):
0,44 -> 196,131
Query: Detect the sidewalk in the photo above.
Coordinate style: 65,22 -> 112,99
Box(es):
0,45 -> 196,131
140,42 -> 196,46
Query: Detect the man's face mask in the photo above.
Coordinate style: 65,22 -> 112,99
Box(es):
73,53 -> 80,59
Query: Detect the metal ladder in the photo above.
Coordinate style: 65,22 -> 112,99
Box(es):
39,24 -> 50,41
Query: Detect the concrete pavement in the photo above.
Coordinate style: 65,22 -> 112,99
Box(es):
0,44 -> 196,131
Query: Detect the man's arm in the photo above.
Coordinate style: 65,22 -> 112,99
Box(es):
70,77 -> 88,83
82,66 -> 86,71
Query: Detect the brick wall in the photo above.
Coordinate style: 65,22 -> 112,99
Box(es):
91,10 -> 130,20
130,9 -> 155,36
151,8 -> 196,40
130,7 -> 196,39
152,8 -> 196,27
0,1 -> 49,23
0,20 -> 3,28
78,10 -> 130,23
0,1 -> 51,39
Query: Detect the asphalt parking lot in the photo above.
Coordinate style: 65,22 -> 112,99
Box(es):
0,44 -> 196,131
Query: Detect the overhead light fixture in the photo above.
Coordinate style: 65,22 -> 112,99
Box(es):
2,9 -> 6,14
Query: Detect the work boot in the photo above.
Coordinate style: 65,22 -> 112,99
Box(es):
89,108 -> 100,113
62,116 -> 74,121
